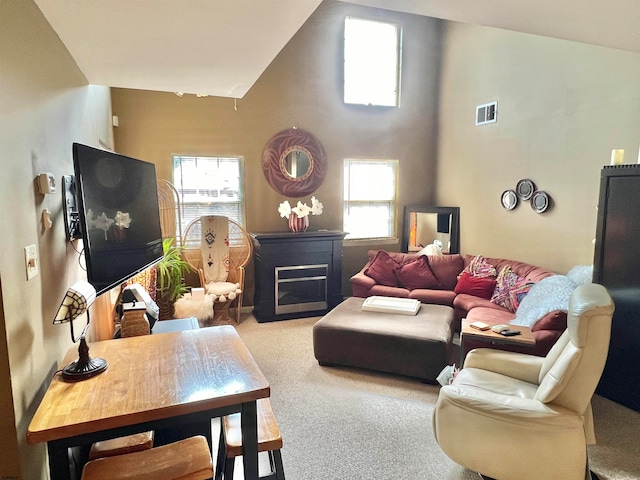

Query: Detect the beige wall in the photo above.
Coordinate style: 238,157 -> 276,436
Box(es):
437,22 -> 640,273
111,1 -> 443,297
0,1 -> 113,478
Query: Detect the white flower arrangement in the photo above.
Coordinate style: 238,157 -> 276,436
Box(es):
278,196 -> 323,219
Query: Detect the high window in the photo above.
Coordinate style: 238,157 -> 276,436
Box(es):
343,159 -> 398,240
344,16 -> 402,107
172,155 -> 244,235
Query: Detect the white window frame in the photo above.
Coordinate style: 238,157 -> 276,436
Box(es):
172,155 -> 245,237
343,158 -> 399,241
344,16 -> 402,107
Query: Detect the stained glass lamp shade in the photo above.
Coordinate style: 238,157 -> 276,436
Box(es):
53,280 -> 107,380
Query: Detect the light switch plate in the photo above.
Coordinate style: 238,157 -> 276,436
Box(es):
24,244 -> 39,280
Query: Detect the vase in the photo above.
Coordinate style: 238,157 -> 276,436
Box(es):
289,215 -> 309,232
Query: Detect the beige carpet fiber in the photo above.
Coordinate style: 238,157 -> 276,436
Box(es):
228,313 -> 640,480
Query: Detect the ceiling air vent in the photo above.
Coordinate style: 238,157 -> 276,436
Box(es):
476,101 -> 497,126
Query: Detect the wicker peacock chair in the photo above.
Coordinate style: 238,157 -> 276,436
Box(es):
182,216 -> 252,324
156,179 -> 183,243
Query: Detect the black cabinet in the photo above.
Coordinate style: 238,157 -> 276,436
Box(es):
593,164 -> 640,411
251,231 -> 346,322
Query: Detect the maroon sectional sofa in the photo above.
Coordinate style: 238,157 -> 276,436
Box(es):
350,250 -> 568,357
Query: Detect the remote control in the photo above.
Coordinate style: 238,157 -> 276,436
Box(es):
500,329 -> 522,336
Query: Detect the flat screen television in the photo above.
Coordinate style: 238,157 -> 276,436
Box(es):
72,143 -> 164,296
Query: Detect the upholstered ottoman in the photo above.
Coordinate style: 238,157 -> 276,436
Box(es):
312,297 -> 454,382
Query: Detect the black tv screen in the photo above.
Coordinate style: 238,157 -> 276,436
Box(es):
73,143 -> 163,296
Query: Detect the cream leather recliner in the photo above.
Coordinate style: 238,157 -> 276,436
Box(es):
433,283 -> 614,480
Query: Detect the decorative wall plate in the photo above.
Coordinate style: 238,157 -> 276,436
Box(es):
531,190 -> 550,213
501,190 -> 518,210
516,178 -> 536,200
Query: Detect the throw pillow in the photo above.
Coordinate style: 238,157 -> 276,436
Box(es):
510,275 -> 576,328
396,255 -> 440,290
364,250 -> 399,287
490,266 -> 527,312
454,272 -> 496,299
509,281 -> 535,311
459,255 -> 498,279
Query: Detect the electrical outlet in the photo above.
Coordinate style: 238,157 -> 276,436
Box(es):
24,244 -> 39,280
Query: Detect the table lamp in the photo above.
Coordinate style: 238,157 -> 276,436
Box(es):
53,280 -> 108,380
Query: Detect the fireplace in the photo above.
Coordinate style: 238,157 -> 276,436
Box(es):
275,264 -> 328,315
251,231 -> 346,322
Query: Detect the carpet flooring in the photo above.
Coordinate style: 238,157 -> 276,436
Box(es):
224,313 -> 640,480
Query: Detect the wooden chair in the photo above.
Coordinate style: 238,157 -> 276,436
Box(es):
82,435 -> 213,480
182,216 -> 252,324
215,398 -> 284,480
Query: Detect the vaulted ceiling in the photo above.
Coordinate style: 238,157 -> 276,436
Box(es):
34,0 -> 640,99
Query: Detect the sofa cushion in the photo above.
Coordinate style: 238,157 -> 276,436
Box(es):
368,284 -> 410,298
396,255 -> 440,290
454,272 -> 496,299
479,256 -> 556,283
364,250 -> 399,287
409,289 -> 457,306
464,305 -> 515,324
532,310 -> 568,332
364,251 -> 463,291
453,293 -> 507,313
426,254 -> 464,290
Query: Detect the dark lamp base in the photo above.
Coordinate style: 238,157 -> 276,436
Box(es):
61,337 -> 108,381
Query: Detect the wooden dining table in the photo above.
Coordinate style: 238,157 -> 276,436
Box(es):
27,325 -> 270,480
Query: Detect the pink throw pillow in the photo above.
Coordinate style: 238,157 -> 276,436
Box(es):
396,256 -> 440,290
364,250 -> 399,287
454,272 -> 496,299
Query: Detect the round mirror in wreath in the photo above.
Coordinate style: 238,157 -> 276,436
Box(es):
262,127 -> 327,198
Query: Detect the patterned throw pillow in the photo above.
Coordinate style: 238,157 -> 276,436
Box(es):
490,266 -> 528,312
509,281 -> 535,311
459,255 -> 498,279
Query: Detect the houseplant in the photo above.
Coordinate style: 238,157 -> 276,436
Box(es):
155,237 -> 191,319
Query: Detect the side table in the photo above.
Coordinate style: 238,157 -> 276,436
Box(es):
460,319 -> 535,366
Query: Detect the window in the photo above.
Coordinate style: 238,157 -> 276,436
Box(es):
344,16 -> 402,107
343,159 -> 398,240
172,155 -> 244,235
